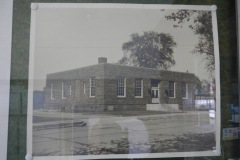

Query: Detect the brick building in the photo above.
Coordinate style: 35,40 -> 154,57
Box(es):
45,57 -> 196,112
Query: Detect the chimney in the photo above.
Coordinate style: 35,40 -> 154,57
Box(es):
98,57 -> 107,64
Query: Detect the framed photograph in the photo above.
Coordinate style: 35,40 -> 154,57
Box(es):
27,3 -> 221,159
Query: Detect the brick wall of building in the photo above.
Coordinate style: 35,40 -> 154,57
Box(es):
103,78 -> 152,111
45,64 -> 105,111
45,63 -> 196,111
103,63 -> 196,110
159,80 -> 195,110
45,79 -> 77,110
73,78 -> 105,111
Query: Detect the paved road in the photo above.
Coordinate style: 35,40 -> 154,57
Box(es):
32,111 -> 215,156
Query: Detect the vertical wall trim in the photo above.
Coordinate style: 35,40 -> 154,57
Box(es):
0,0 -> 13,160
236,0 -> 240,125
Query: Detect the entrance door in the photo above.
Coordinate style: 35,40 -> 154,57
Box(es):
151,87 -> 159,103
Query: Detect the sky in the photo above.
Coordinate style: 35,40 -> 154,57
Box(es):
32,6 -> 213,90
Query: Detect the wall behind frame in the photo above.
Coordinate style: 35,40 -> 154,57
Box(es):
8,0 -> 238,160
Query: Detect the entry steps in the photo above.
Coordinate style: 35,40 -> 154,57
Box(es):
146,104 -> 182,112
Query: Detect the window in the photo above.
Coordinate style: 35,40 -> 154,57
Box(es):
181,82 -> 188,99
50,83 -> 55,99
83,83 -> 86,94
69,84 -> 72,95
90,77 -> 95,97
62,81 -> 67,99
135,79 -> 143,97
117,77 -> 126,97
155,90 -> 159,98
169,81 -> 175,98
62,81 -> 72,98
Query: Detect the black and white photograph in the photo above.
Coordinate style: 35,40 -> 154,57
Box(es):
27,3 -> 220,159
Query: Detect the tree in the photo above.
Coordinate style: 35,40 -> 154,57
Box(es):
118,31 -> 177,70
165,10 -> 214,73
194,76 -> 202,94
194,77 -> 210,94
200,79 -> 211,94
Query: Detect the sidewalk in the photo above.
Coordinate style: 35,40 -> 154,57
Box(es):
32,110 -> 209,129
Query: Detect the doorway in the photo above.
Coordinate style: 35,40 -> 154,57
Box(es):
151,79 -> 160,104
